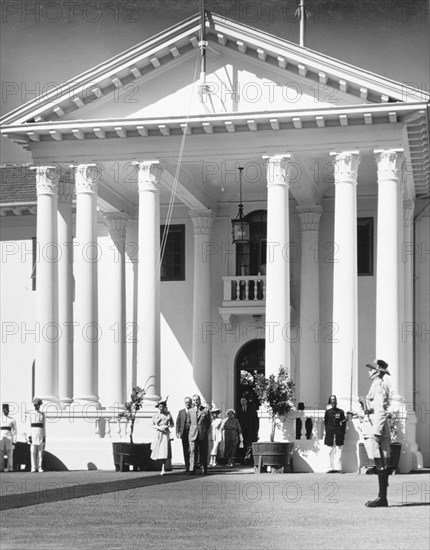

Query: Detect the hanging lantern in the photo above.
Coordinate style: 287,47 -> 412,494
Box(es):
231,166 -> 250,243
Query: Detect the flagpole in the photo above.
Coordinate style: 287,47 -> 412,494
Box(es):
349,349 -> 353,412
299,0 -> 306,47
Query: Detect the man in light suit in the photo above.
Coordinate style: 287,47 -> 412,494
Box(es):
188,394 -> 211,475
176,396 -> 192,472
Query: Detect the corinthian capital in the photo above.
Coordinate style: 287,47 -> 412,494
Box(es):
31,165 -> 60,196
103,212 -> 130,240
263,154 -> 293,187
58,181 -> 75,203
296,205 -> 323,231
190,210 -> 214,235
329,151 -> 360,185
134,160 -> 162,192
374,149 -> 404,181
74,163 -> 100,194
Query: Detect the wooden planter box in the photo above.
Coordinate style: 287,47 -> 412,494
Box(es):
252,441 -> 294,473
112,442 -> 152,472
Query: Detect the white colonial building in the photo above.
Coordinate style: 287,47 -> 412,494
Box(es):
1,11 -> 429,472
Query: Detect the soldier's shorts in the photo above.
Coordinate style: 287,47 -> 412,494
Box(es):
364,435 -> 390,460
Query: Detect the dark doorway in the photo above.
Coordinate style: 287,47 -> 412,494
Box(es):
235,339 -> 265,411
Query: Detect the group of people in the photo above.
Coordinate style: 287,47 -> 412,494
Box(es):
323,359 -> 393,507
1,397 -> 46,473
2,358 -> 394,507
150,393 -> 260,476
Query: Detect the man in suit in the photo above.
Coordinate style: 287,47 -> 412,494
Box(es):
236,395 -> 259,463
176,396 -> 192,472
188,394 -> 211,475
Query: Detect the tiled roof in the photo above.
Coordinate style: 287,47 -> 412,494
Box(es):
0,166 -> 36,204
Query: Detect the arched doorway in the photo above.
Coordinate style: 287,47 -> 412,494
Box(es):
235,339 -> 265,411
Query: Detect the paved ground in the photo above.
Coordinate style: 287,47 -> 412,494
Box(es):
1,466 -> 429,550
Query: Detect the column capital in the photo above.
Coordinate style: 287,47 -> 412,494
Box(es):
374,149 -> 404,181
30,165 -> 60,195
134,160 -> 162,192
329,151 -> 360,185
296,205 -> 323,231
403,200 -> 415,227
190,209 -> 215,235
74,163 -> 100,194
58,181 -> 75,203
263,154 -> 293,186
103,212 -> 130,240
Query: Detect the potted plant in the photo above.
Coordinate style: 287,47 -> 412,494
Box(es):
251,366 -> 296,473
112,386 -> 151,471
387,408 -> 403,474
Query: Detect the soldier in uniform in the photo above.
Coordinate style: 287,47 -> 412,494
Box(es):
359,359 -> 392,508
27,398 -> 46,473
0,403 -> 17,472
324,395 -> 347,473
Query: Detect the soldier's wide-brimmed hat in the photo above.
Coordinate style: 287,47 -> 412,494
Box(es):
365,359 -> 391,375
32,397 -> 43,405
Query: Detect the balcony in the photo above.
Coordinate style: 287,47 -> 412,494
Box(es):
218,275 -> 266,323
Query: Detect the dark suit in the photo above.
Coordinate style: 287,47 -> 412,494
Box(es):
176,408 -> 192,471
236,403 -> 259,454
188,406 -> 211,473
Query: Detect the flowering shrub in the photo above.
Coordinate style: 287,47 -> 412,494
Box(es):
119,386 -> 146,444
253,366 -> 295,442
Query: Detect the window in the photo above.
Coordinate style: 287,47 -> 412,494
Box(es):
235,210 -> 267,276
160,224 -> 185,281
357,218 -> 374,276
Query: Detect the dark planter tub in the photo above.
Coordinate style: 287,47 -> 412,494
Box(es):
112,442 -> 152,472
252,441 -> 294,473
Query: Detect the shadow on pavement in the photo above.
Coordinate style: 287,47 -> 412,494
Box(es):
0,471 -> 198,511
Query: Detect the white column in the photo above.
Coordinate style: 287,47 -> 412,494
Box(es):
73,164 -> 100,404
403,200 -> 415,405
58,180 -> 74,403
135,161 -> 162,403
264,154 -> 292,378
330,151 -> 360,408
103,213 -> 129,408
32,165 -> 60,401
374,149 -> 404,397
190,210 -> 215,406
296,205 -> 323,407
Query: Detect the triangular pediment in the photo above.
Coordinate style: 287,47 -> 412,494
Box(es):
2,11 -> 427,128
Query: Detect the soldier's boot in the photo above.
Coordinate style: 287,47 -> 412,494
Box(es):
365,470 -> 388,507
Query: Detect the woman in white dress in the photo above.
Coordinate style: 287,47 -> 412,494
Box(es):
209,406 -> 222,466
151,398 -> 174,475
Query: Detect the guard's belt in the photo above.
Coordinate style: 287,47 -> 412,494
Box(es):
1,426 -> 12,430
31,423 -> 44,428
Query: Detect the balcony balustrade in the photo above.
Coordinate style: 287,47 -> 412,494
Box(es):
218,275 -> 266,323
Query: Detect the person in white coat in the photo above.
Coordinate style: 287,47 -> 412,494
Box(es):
1,404 -> 17,472
27,398 -> 46,473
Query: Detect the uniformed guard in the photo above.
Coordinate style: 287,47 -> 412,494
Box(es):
1,403 -> 17,472
27,398 -> 46,473
359,359 -> 392,507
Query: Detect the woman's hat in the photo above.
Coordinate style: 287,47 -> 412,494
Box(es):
211,403 -> 221,413
156,396 -> 168,407
32,397 -> 43,405
365,359 -> 390,375
226,408 -> 236,416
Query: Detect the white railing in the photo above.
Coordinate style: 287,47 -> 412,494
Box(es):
223,275 -> 266,302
